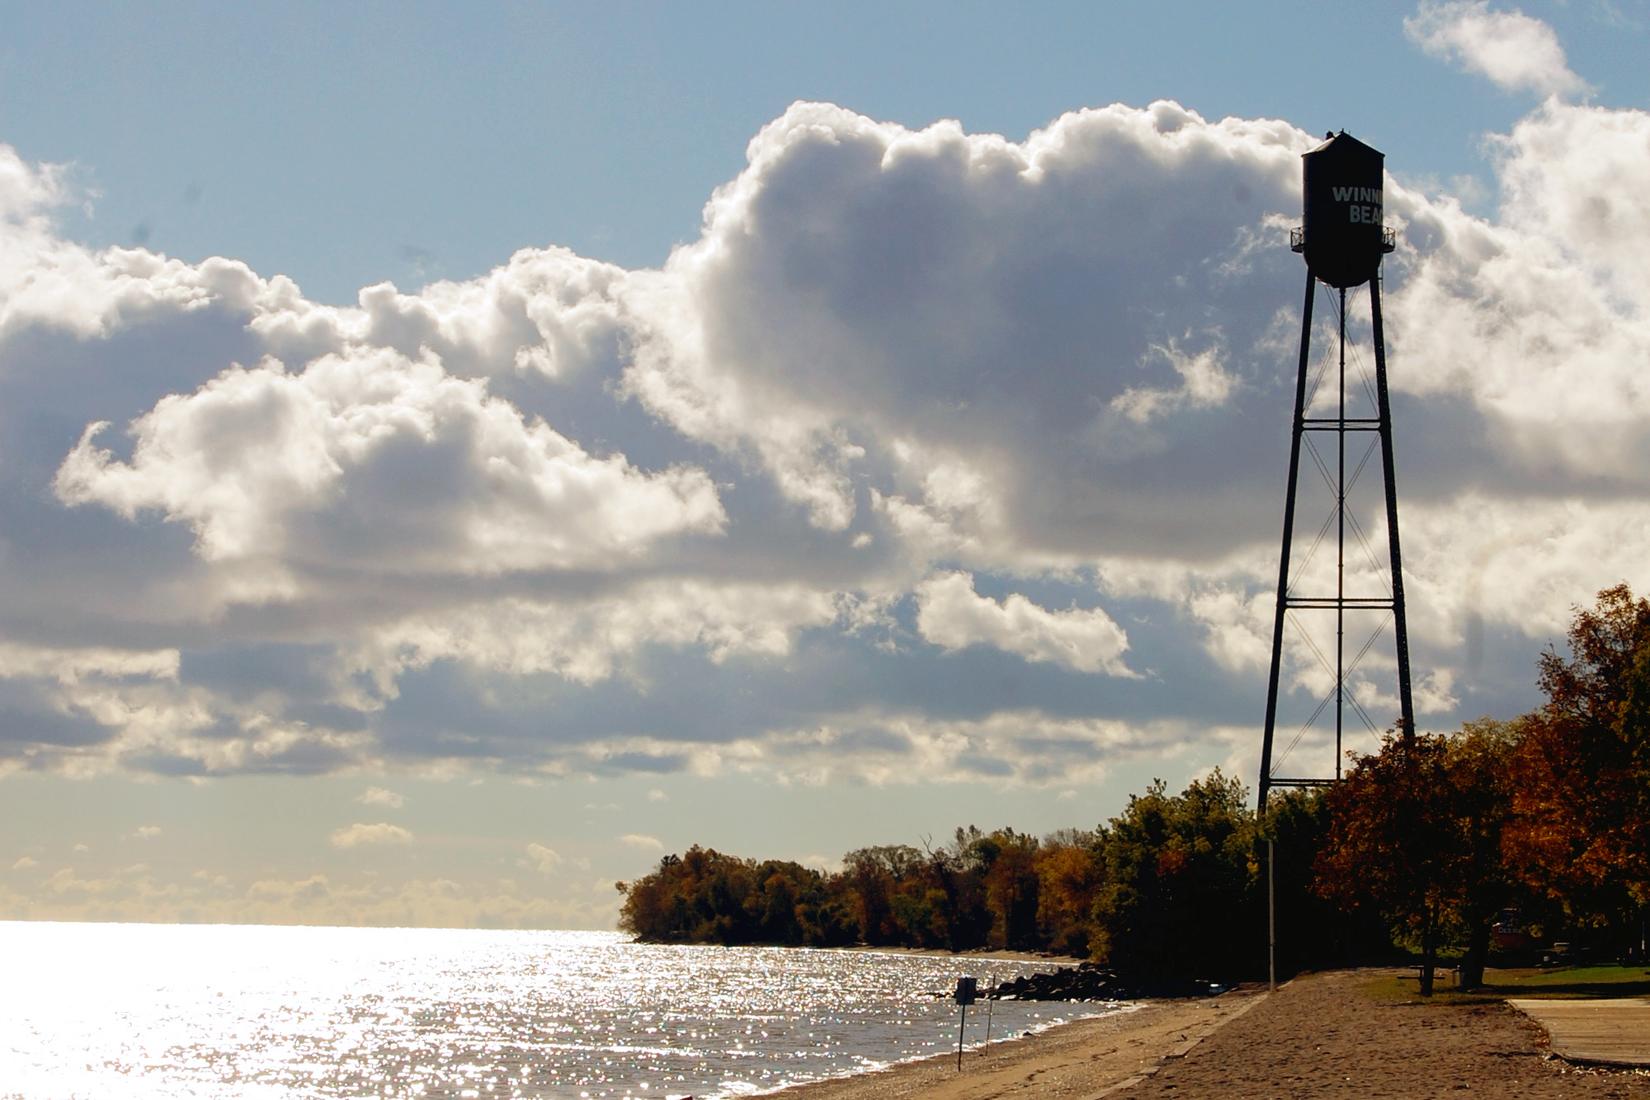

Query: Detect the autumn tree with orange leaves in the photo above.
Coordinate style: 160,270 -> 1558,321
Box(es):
1317,586 -> 1650,993
1505,584 -> 1650,950
1315,732 -> 1459,994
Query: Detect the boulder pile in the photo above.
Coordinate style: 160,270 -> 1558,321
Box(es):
989,962 -> 1124,1001
986,963 -> 1228,1001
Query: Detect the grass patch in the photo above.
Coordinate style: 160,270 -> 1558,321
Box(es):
1363,964 -> 1650,1006
1361,973 -> 1501,1006
1479,964 -> 1650,998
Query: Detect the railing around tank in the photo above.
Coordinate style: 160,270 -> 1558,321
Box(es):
1288,225 -> 1397,253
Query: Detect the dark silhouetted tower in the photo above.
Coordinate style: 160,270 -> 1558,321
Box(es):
1257,132 -> 1413,811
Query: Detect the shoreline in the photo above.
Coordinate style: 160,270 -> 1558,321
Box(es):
763,987 -> 1263,1099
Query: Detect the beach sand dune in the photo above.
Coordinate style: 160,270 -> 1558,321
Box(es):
777,969 -> 1650,1099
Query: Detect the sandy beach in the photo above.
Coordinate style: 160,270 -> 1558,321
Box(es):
773,969 -> 1650,1099
773,987 -> 1262,1099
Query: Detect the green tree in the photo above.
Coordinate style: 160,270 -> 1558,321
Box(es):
923,838 -> 990,951
750,860 -> 830,945
616,846 -> 762,944
957,827 -> 1041,950
1092,769 -> 1257,981
841,845 -> 924,945
1259,789 -> 1376,977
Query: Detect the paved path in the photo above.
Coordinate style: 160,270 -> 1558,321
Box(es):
1510,999 -> 1650,1068
1124,970 -> 1650,1098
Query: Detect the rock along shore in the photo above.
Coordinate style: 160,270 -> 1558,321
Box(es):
983,961 -> 1229,1002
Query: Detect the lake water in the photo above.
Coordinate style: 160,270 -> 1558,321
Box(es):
0,922 -> 1120,1099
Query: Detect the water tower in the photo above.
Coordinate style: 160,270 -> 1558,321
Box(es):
1257,132 -> 1414,811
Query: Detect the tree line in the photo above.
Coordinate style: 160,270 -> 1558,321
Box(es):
617,586 -> 1650,992
616,772 -> 1262,983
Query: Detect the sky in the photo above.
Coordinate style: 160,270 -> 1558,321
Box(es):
3,0 -> 1650,930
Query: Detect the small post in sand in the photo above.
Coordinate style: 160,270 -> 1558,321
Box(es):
1268,836 -> 1277,993
982,971 -> 994,1052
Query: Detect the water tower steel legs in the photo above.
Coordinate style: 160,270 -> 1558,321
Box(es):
1257,272 -> 1315,812
1370,276 -> 1416,746
1336,284 -> 1346,782
1257,272 -> 1414,812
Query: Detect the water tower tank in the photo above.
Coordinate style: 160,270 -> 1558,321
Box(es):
1298,131 -> 1390,289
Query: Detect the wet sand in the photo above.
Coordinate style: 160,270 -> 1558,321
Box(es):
773,969 -> 1650,1099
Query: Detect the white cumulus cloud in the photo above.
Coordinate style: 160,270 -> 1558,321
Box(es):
329,822 -> 414,849
915,572 -> 1134,676
357,786 -> 404,808
623,100 -> 1308,562
54,349 -> 726,575
524,843 -> 563,873
1405,1 -> 1590,98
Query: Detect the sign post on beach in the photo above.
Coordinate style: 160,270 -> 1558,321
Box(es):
954,976 -> 977,1069
983,971 -> 994,1052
